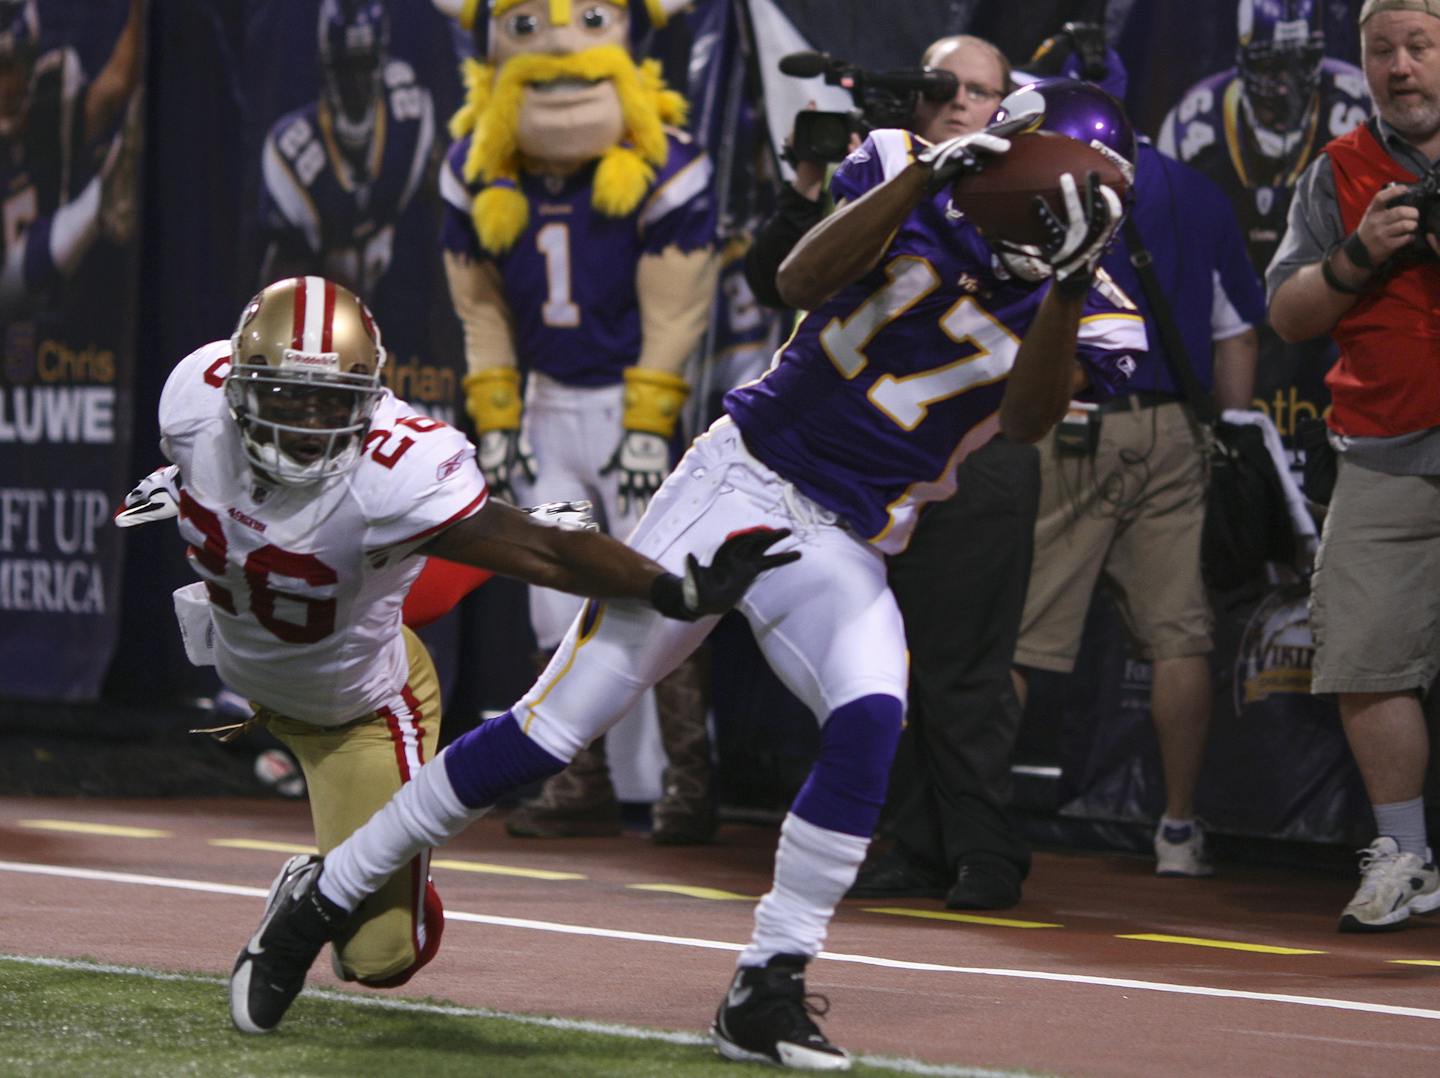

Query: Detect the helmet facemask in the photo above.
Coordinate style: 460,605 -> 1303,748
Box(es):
318,0 -> 389,164
226,277 -> 387,488
1236,0 -> 1325,157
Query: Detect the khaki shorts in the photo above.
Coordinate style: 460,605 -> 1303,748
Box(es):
1015,401 -> 1213,673
261,627 -> 443,983
1310,458 -> 1440,696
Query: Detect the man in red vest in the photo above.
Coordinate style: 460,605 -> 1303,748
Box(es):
1269,0 -> 1440,933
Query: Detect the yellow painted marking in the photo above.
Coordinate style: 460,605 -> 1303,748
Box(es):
210,839 -> 316,854
627,884 -> 756,901
21,819 -> 170,839
865,906 -> 1061,929
432,858 -> 584,881
1118,933 -> 1324,955
1390,959 -> 1440,967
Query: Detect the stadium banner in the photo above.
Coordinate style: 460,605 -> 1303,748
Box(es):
0,1 -> 146,700
743,0 -> 1369,842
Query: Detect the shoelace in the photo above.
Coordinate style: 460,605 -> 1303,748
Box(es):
802,991 -> 831,1021
1356,845 -> 1399,875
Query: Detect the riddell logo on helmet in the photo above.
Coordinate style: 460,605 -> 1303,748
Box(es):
283,348 -> 340,369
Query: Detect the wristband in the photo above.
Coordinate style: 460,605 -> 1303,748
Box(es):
1320,244 -> 1365,296
1342,230 -> 1376,270
650,572 -> 697,621
463,367 -> 522,431
622,367 -> 689,438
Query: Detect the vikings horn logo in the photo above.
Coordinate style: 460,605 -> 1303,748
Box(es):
444,0 -> 686,253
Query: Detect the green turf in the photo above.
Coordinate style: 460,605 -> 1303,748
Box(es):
0,955 -> 1000,1077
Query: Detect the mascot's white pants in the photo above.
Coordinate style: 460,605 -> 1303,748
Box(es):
514,370 -> 656,796
516,371 -> 644,646
513,416 -> 909,761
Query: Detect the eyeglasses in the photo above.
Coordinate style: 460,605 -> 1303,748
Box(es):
958,82 -> 1004,103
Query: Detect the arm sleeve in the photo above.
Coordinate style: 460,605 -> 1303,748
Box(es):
439,138 -> 485,260
1265,153 -> 1341,299
639,142 -> 717,255
1207,185 -> 1266,338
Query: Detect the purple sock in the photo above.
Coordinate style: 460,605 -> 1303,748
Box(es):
443,712 -> 567,809
791,694 -> 903,838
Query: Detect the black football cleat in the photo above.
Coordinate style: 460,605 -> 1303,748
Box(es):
711,954 -> 850,1071
230,854 -> 349,1034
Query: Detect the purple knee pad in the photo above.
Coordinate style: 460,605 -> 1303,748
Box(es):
443,712 -> 567,809
791,694 -> 904,838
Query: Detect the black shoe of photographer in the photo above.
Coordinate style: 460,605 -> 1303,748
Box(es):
845,848 -> 946,900
945,856 -> 1022,911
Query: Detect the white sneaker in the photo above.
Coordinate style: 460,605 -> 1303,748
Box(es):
1338,837 -> 1440,932
1154,820 -> 1215,877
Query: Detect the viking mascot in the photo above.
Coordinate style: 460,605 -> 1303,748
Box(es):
440,0 -> 720,843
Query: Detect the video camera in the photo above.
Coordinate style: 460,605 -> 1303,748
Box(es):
777,50 -> 959,164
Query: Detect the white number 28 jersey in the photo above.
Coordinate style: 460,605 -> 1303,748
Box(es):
158,340 -> 489,725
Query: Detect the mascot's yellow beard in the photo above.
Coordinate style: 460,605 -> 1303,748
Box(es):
451,43 -> 687,254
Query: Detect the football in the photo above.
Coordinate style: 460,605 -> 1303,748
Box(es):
950,130 -> 1131,248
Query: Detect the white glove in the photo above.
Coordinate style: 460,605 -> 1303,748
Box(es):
917,130 -> 1012,192
602,430 -> 670,517
523,500 -> 599,532
1036,171 -> 1124,292
477,428 -> 537,503
115,464 -> 181,527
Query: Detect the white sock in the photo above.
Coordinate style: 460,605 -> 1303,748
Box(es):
319,747 -> 488,911
739,813 -> 870,968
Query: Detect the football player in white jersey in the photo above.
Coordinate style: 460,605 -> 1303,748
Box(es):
130,275 -> 793,992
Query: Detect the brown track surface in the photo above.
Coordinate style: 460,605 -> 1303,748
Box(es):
4,796 -> 1440,1076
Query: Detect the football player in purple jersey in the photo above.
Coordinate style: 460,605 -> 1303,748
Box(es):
258,0 -> 436,300
0,0 -> 143,320
1157,0 -> 1370,273
227,79 -> 1144,1070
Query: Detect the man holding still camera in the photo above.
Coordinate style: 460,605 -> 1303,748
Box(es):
1268,0 -> 1440,932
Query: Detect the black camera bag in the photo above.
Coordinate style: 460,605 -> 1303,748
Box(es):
1122,219 -> 1296,590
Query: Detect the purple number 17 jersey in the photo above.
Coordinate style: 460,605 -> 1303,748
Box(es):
725,129 -> 1146,554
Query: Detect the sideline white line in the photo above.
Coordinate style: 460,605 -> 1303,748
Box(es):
1,955 -> 1023,1078
6,860 -> 1440,1023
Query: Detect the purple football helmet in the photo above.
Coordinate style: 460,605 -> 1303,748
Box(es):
318,0 -> 390,157
990,77 -> 1137,189
1237,0 -> 1325,137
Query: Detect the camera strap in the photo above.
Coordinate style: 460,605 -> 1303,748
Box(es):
1121,217 -> 1217,428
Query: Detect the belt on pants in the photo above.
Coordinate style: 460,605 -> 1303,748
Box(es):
1097,390 -> 1185,414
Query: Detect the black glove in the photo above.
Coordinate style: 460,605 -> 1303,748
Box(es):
650,527 -> 800,621
1028,21 -> 1109,82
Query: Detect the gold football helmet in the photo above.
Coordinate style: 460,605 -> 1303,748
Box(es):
226,276 -> 387,486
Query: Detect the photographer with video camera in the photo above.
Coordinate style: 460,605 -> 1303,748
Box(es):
744,35 -> 1075,912
742,42 -> 984,308
1267,0 -> 1440,932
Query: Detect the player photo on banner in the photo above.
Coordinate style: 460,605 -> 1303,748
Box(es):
0,0 -> 146,699
1154,0 -> 1366,471
236,0 -> 464,430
